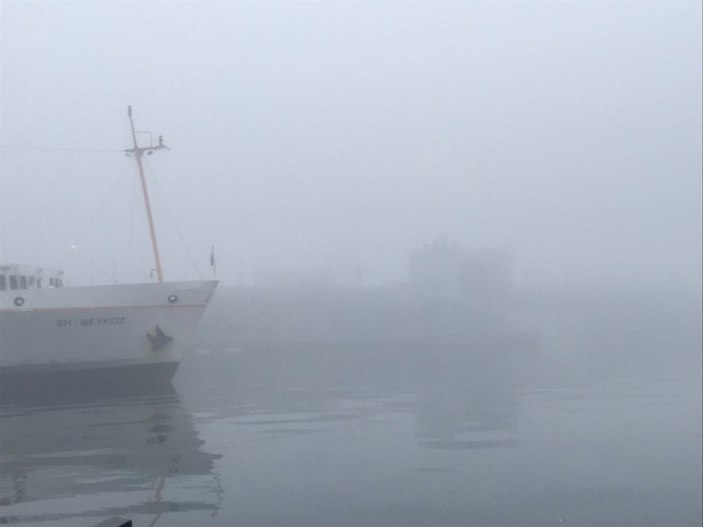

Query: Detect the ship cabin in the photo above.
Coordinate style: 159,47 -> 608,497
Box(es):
0,264 -> 65,292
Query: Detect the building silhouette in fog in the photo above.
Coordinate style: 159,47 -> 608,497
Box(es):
408,236 -> 512,311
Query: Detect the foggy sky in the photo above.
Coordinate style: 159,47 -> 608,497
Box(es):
1,0 -> 700,289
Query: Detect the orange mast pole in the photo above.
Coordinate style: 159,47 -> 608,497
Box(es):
126,106 -> 166,283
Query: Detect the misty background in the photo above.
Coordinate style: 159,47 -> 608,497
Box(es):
1,0 -> 700,292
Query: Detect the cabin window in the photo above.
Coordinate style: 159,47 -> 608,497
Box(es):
28,276 -> 36,287
57,279 -> 63,288
19,276 -> 27,289
0,275 -> 6,291
37,278 -> 42,289
9,275 -> 18,290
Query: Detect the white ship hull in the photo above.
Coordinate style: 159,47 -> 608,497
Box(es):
0,280 -> 217,397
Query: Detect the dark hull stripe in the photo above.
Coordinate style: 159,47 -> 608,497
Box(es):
0,361 -> 180,403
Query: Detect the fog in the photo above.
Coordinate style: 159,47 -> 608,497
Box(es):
0,2 -> 701,525
1,0 -> 700,291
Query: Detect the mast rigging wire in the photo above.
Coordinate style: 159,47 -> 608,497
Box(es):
143,159 -> 204,279
0,145 -> 123,153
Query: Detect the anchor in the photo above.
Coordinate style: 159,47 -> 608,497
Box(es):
147,325 -> 173,352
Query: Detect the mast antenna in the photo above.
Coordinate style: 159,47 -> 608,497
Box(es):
124,106 -> 169,283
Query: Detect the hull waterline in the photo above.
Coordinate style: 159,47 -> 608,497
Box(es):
0,279 -> 218,400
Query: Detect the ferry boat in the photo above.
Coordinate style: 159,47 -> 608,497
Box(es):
0,109 -> 218,398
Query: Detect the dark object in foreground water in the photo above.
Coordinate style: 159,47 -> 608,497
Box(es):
94,517 -> 132,527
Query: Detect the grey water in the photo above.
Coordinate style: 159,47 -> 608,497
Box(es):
1,350 -> 700,527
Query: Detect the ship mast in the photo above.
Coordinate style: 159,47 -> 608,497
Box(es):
125,106 -> 168,283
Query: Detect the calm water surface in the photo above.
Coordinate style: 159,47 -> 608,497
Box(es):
1,358 -> 700,527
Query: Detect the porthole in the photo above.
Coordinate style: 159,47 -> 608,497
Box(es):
14,296 -> 25,307
167,295 -> 178,304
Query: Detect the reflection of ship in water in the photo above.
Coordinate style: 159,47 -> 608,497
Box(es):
0,393 -> 221,525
